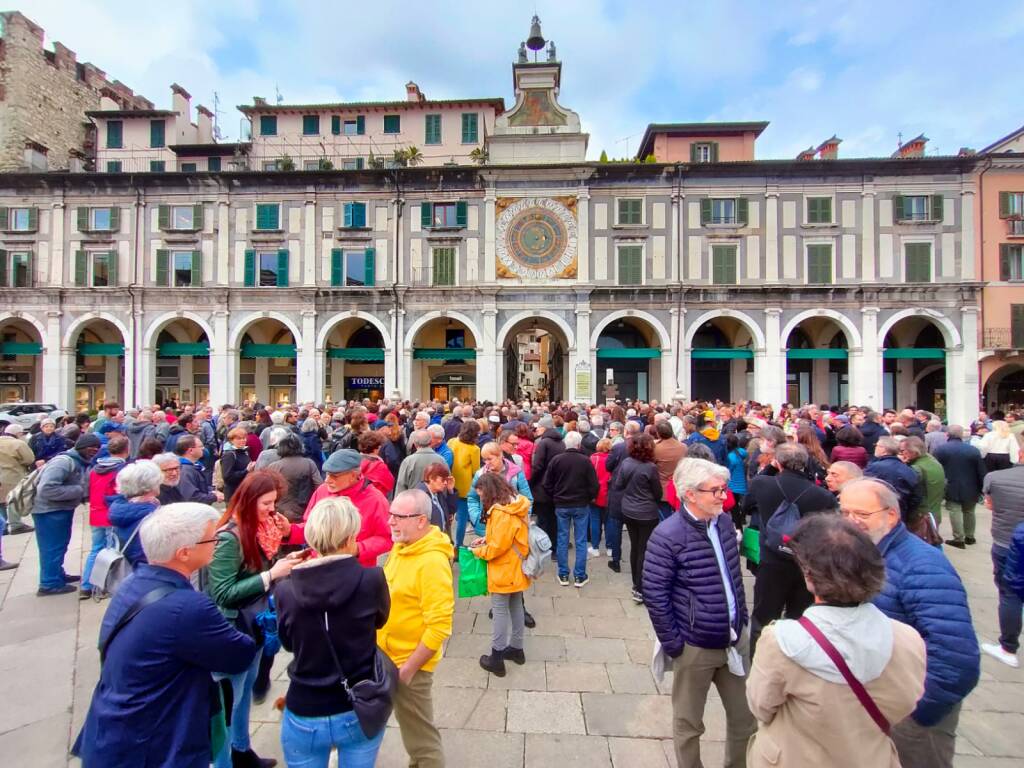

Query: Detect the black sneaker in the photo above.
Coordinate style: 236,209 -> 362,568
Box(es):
557,574 -> 570,586
64,574 -> 81,584
965,537 -> 977,545
631,588 -> 644,604
574,576 -> 590,588
79,587 -> 93,600
37,585 -> 77,597
524,610 -> 536,629
945,539 -> 966,549
607,560 -> 621,573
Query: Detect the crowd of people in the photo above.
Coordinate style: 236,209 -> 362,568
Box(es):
0,394 -> 1020,767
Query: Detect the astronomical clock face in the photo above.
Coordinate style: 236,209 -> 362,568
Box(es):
495,197 -> 578,279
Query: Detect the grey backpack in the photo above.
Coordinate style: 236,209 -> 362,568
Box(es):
516,522 -> 552,579
90,527 -> 142,598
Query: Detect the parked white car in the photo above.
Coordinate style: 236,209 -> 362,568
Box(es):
0,403 -> 68,430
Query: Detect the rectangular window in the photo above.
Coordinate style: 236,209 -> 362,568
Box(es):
696,144 -> 711,162
383,114 -> 401,134
617,245 -> 643,285
343,202 -> 367,228
461,113 -> 478,143
8,208 -> 31,231
258,251 -> 280,287
1000,192 -> 1024,218
91,252 -> 111,287
905,196 -> 928,221
1013,305 -> 1024,349
617,198 -> 643,226
432,202 -> 459,228
106,161 -> 122,173
691,142 -> 718,163
172,251 -> 194,286
342,158 -> 364,171
343,117 -> 365,136
432,247 -> 456,286
150,160 -> 166,172
90,207 -> 113,232
711,198 -> 736,225
5,252 -> 31,287
302,115 -> 320,135
806,197 -> 832,224
425,114 -> 442,145
150,119 -> 165,148
171,206 -> 195,230
711,245 -> 737,285
303,160 -> 320,171
255,204 -> 280,231
894,194 -> 942,222
263,161 -> 279,171
106,121 -> 123,149
904,243 -> 932,282
344,249 -> 367,286
1000,245 -> 1024,281
180,162 -> 197,172
806,244 -> 833,284
260,115 -> 277,136
207,156 -> 221,172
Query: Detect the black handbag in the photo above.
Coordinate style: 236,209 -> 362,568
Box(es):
321,611 -> 398,739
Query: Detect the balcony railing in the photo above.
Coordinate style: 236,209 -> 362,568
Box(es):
984,327 -> 1024,349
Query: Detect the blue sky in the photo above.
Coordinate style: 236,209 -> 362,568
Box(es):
21,0 -> 1024,159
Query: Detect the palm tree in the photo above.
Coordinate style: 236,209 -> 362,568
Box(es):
404,145 -> 423,167
469,146 -> 488,165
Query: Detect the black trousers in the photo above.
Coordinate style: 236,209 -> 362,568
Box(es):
534,499 -> 557,546
751,558 -> 813,655
625,518 -> 658,592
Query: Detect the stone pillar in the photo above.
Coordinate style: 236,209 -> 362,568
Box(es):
576,187 -> 590,283
210,310 -> 231,408
303,200 -> 317,285
121,329 -> 136,410
50,202 -> 65,286
948,306 -> 980,426
849,307 -> 881,410
179,355 -> 194,404
217,201 -> 230,284
758,308 -> 786,407
42,310 -> 64,406
961,190 -> 976,281
670,191 -> 681,282
483,189 -> 496,284
669,307 -> 684,400
138,344 -> 156,409
659,345 -> 675,403
255,358 -> 270,405
764,192 -> 779,282
861,190 -> 876,282
388,308 -> 404,400
477,308 -> 499,401
297,310 -> 318,403
574,307 -> 592,401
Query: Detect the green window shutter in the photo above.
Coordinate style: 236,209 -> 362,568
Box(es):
690,143 -> 699,162
244,249 -> 256,286
343,203 -> 353,228
999,191 -> 1011,218
736,197 -> 749,226
384,115 -> 400,134
108,206 -> 120,232
892,194 -> 904,221
456,201 -> 468,228
193,204 -> 204,230
191,250 -> 202,286
807,245 -> 832,283
905,244 -> 931,282
331,248 -> 343,286
421,202 -> 433,228
158,204 -> 170,230
619,246 -> 642,284
256,204 -> 279,230
1013,305 -> 1024,348
700,198 -> 712,225
364,247 -> 376,287
260,116 -> 277,136
711,142 -> 719,162
150,119 -> 165,148
302,115 -> 319,135
26,207 -> 38,232
331,116 -> 340,135
356,115 -> 365,135
461,113 -> 478,143
931,195 -> 944,221
276,249 -> 289,287
156,249 -> 169,286
0,207 -> 7,230
354,202 -> 366,228
821,198 -> 832,223
75,251 -> 87,286
107,251 -> 118,286
0,249 -> 7,286
355,157 -> 364,170
1000,244 -> 1012,281
433,249 -> 454,286
425,114 -> 441,144
106,121 -> 122,148
77,207 -> 90,233
207,156 -> 221,172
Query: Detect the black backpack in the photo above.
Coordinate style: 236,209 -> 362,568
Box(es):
763,478 -> 811,559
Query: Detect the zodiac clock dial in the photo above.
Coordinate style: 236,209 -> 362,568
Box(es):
495,197 -> 577,279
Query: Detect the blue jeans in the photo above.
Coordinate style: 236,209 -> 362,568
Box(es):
556,506 -> 589,580
589,504 -> 608,549
34,509 -> 75,589
214,641 -> 262,766
455,497 -> 469,548
281,707 -> 384,768
993,544 -> 1023,654
607,515 -> 623,564
82,526 -> 114,590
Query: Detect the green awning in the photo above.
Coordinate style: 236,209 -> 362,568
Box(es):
413,348 -> 477,360
78,343 -> 125,357
327,347 -> 385,361
786,349 -> 849,360
241,343 -> 296,359
883,348 -> 945,360
691,348 -> 754,360
596,348 -> 662,359
158,342 -> 210,357
0,342 -> 42,355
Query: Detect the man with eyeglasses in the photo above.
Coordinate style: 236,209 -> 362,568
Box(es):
643,458 -> 755,768
379,489 -> 454,768
840,478 -> 979,768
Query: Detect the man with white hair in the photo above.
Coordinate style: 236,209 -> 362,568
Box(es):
406,410 -> 431,451
924,419 -> 947,454
73,503 -> 258,768
825,460 -> 863,495
155,452 -> 185,506
261,410 -> 288,448
643,458 -> 755,767
395,430 -> 447,495
427,423 -> 454,468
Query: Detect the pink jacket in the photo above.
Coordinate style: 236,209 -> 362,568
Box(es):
289,478 -> 393,567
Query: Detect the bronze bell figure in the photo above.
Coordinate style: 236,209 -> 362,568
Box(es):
526,15 -> 545,52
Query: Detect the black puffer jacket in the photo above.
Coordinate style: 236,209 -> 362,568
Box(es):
612,457 -> 663,522
530,429 -> 565,504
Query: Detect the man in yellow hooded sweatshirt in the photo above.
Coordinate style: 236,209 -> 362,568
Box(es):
379,489 -> 455,768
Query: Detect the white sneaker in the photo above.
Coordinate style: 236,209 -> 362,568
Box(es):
588,547 -> 600,557
982,642 -> 1020,668
605,548 -> 613,558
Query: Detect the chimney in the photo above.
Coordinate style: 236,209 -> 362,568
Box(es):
893,134 -> 927,159
170,83 -> 192,118
196,105 -> 214,143
796,146 -> 816,161
816,135 -> 841,160
406,81 -> 425,102
253,96 -> 267,107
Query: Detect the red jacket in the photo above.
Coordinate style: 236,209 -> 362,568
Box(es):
88,459 -> 125,526
516,439 -> 535,482
360,455 -> 395,498
590,452 -> 611,508
289,477 -> 393,567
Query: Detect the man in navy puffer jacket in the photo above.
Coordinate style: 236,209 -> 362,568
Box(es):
643,458 -> 755,768
840,477 -> 979,768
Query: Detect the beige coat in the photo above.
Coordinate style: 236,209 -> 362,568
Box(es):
0,435 -> 36,498
746,618 -> 926,768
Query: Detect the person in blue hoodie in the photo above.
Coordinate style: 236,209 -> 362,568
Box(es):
108,460 -> 164,567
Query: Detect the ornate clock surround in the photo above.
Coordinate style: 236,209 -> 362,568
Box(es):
495,196 -> 578,279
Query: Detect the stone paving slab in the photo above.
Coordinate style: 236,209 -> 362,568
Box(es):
507,690 -> 586,735
608,736 -> 672,768
524,733 -> 613,767
582,693 -> 675,739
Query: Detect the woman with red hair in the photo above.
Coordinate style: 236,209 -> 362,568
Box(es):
207,470 -> 302,768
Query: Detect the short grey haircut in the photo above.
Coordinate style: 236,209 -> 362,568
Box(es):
673,458 -> 730,498
926,419 -> 942,433
152,452 -> 179,468
393,488 -> 432,518
304,496 -> 362,555
563,431 -> 583,450
760,425 -> 787,447
591,413 -> 604,427
947,424 -> 964,439
902,436 -> 926,460
414,410 -> 430,424
301,417 -> 319,433
876,436 -> 901,456
577,420 -> 590,433
39,418 -> 56,428
140,502 -> 220,563
775,442 -> 809,473
427,424 -> 445,440
116,460 -> 164,498
686,443 -> 715,461
829,461 -> 863,480
267,426 -> 290,447
842,478 -> 900,513
624,420 -> 641,436
270,411 -> 286,425
412,429 -> 432,448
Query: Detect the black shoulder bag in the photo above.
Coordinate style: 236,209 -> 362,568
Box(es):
321,610 -> 398,739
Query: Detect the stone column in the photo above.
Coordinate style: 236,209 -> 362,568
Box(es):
42,310 -> 65,406
138,343 -> 156,410
217,200 -> 230,285
121,328 -> 136,410
297,310 -> 318,403
948,306 -> 980,426
758,308 -> 786,406
670,191 -> 681,282
210,310 -> 231,408
849,307 -> 881,410
50,202 -> 65,286
576,187 -> 590,283
764,192 -> 779,282
574,307 -> 592,402
670,306 -> 685,400
961,190 -> 976,280
477,308 -> 499,401
861,190 -> 876,282
484,189 -> 497,284
303,200 -> 317,285
388,308 -> 404,399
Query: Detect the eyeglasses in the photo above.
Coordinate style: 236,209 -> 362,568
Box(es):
193,537 -> 220,545
694,486 -> 729,497
161,467 -> 180,474
388,511 -> 426,520
840,507 -> 887,522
